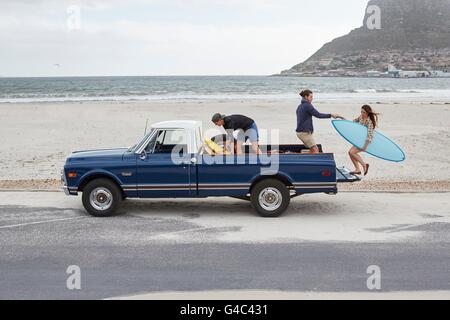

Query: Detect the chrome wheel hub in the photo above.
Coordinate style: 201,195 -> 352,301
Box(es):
89,187 -> 113,211
258,188 -> 282,211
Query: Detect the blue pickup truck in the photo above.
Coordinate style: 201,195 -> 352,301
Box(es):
62,120 -> 359,217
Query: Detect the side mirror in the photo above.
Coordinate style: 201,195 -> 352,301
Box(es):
140,150 -> 147,160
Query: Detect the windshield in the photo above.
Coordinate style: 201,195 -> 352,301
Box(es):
128,129 -> 155,153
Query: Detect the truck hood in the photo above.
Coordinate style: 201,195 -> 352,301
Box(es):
67,148 -> 129,162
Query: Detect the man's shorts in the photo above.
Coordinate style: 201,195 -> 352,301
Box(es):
236,123 -> 260,143
296,131 -> 316,148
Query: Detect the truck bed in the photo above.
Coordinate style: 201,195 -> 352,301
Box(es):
241,144 -> 325,154
202,143 -> 360,190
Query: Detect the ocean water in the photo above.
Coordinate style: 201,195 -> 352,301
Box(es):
0,76 -> 449,103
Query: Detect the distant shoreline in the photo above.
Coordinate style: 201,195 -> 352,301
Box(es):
1,100 -> 450,105
1,76 -> 449,104
1,74 -> 450,79
272,74 -> 450,79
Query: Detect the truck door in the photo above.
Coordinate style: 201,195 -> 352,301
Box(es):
137,129 -> 193,197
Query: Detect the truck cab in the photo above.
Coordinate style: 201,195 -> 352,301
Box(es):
63,120 -> 359,218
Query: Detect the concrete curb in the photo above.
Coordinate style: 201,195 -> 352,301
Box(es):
0,189 -> 63,193
108,289 -> 450,300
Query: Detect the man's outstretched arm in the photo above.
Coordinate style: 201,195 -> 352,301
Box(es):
310,105 -> 344,120
309,105 -> 331,119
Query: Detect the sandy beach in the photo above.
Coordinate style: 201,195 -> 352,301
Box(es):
0,100 -> 449,192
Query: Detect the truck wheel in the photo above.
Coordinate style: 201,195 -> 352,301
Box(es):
251,179 -> 290,218
82,178 -> 122,217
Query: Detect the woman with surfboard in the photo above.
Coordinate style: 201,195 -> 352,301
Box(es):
347,105 -> 379,176
332,106 -> 405,174
296,89 -> 344,154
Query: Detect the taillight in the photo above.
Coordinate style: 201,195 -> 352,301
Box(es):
322,169 -> 332,177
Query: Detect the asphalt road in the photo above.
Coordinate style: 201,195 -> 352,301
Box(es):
0,191 -> 449,299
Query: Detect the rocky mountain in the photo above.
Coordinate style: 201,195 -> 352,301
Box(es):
280,0 -> 450,76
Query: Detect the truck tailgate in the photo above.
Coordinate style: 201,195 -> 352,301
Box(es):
336,166 -> 361,183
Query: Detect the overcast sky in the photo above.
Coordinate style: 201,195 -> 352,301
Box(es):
0,0 -> 368,77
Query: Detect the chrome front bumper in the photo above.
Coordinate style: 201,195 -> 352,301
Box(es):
63,186 -> 78,196
63,186 -> 70,195
61,169 -> 78,196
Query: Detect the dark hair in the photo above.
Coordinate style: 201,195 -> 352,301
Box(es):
300,89 -> 313,98
362,104 -> 379,128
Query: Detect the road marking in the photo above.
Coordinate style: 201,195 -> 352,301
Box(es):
149,226 -> 215,238
384,223 -> 432,233
0,216 -> 86,230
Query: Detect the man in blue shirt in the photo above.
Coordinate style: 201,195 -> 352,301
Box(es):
297,90 -> 344,153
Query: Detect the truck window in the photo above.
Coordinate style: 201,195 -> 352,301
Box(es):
146,130 -> 188,154
195,127 -> 202,153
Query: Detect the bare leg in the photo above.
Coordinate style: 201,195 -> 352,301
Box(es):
236,140 -> 244,155
348,147 -> 362,172
251,142 -> 262,155
352,150 -> 366,171
309,145 -> 320,154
